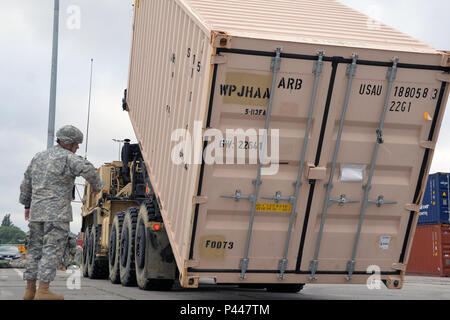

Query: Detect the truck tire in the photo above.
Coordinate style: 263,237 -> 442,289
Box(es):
119,207 -> 139,286
266,283 -> 304,293
135,200 -> 174,291
109,212 -> 124,284
81,225 -> 91,278
87,224 -> 109,279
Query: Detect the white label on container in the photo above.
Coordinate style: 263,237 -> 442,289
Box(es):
380,236 -> 391,250
339,164 -> 366,182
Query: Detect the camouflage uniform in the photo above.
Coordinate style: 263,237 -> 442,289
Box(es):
60,232 -> 78,268
19,125 -> 103,282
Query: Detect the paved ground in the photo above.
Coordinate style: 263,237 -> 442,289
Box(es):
1,267 -> 449,300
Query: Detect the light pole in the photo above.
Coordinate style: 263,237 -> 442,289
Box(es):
47,0 -> 60,149
85,59 -> 94,159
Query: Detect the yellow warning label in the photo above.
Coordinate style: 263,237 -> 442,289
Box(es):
256,203 -> 292,213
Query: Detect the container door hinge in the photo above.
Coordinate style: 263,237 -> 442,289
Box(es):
211,54 -> 227,65
436,73 -> 450,83
392,263 -> 406,271
420,140 -> 436,150
193,196 -> 208,205
404,203 -> 420,212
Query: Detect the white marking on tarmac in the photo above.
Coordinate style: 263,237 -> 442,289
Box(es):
14,269 -> 24,279
0,289 -> 14,298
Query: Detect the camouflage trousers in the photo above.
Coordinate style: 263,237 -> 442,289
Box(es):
23,221 -> 70,282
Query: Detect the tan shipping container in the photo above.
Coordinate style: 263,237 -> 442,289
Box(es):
125,0 -> 450,288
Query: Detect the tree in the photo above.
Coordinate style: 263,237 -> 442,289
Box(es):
0,226 -> 26,244
0,214 -> 26,244
1,214 -> 13,227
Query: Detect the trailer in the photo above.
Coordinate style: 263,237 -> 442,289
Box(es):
81,0 -> 450,292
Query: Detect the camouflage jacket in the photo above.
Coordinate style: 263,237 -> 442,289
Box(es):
19,145 -> 104,222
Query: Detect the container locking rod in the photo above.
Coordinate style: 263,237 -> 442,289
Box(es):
346,57 -> 399,281
239,47 -> 282,280
309,54 -> 358,281
277,51 -> 325,280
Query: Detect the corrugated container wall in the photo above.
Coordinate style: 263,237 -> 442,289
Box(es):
419,173 -> 450,225
406,225 -> 450,277
125,0 -> 450,287
126,0 -> 213,278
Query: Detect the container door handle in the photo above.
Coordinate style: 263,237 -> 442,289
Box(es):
328,194 -> 360,207
221,190 -> 254,203
261,191 -> 294,203
367,195 -> 397,207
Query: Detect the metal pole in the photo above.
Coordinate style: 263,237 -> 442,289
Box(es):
310,54 -> 359,281
346,57 -> 399,281
277,51 -> 324,280
85,59 -> 94,159
47,0 -> 60,149
239,47 -> 282,280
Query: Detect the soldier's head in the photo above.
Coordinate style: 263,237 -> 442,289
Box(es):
56,125 -> 83,153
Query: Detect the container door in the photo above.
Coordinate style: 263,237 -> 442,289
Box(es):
189,48 -> 448,282
190,49 -> 333,276
442,226 -> 450,276
298,58 -> 448,280
418,175 -> 434,225
438,173 -> 450,223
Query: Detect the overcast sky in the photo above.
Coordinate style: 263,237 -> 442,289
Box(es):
0,0 -> 449,234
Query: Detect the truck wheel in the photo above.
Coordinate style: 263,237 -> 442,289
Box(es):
135,200 -> 174,291
119,207 -> 139,286
81,225 -> 91,278
109,212 -> 124,284
266,284 -> 304,293
87,224 -> 109,279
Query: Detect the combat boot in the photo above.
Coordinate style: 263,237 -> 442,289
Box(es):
23,280 -> 36,300
34,281 -> 64,300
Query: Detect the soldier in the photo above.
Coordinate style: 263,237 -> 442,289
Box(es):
19,125 -> 104,300
60,232 -> 78,269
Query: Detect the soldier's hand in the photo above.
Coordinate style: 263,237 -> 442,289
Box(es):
24,208 -> 30,221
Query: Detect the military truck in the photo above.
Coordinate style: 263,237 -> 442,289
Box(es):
81,0 -> 450,292
81,140 -> 176,290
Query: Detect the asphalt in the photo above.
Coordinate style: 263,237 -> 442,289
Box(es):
1,266 -> 450,300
